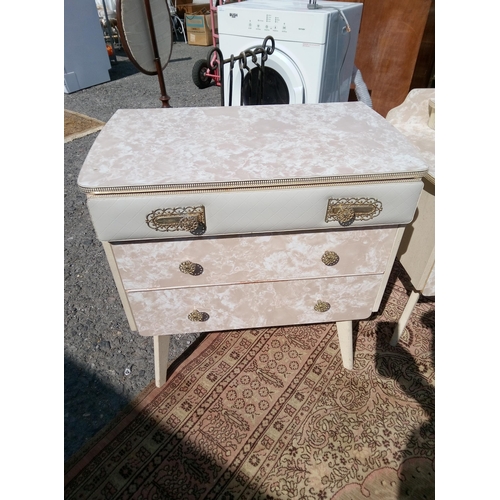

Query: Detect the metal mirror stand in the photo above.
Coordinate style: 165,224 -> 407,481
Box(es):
117,0 -> 173,108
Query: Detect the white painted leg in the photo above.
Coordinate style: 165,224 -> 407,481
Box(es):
154,335 -> 170,387
336,320 -> 353,370
390,290 -> 420,346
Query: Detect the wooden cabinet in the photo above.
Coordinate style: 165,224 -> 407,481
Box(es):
345,0 -> 434,117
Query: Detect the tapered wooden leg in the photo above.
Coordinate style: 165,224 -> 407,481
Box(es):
390,290 -> 420,346
336,320 -> 353,369
154,335 -> 170,387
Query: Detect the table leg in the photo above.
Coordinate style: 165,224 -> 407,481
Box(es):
154,335 -> 170,387
336,320 -> 353,369
390,290 -> 420,346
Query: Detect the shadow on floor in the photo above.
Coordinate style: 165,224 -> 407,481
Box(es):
65,356 -> 130,461
375,308 -> 435,499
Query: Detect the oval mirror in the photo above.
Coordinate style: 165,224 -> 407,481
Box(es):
116,0 -> 173,76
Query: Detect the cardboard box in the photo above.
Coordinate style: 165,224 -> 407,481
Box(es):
176,3 -> 210,17
185,13 -> 213,46
175,0 -> 208,4
187,30 -> 212,46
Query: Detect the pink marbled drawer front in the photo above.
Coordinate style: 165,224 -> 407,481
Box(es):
126,275 -> 383,336
112,228 -> 398,290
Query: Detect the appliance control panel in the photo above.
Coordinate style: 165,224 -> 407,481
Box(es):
217,3 -> 331,43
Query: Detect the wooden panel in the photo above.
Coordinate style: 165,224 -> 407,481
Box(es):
410,1 -> 435,89
344,0 -> 433,117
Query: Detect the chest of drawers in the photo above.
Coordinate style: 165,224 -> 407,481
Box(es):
78,102 -> 428,387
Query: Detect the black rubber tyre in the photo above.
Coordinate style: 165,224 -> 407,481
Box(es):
192,59 -> 212,89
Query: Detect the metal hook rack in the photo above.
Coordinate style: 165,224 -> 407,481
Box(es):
206,36 -> 276,106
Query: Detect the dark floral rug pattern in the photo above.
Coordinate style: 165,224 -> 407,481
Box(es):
65,261 -> 434,500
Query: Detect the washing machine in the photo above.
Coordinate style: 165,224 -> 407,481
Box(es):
217,0 -> 363,106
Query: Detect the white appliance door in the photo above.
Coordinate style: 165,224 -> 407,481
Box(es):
222,44 -> 305,106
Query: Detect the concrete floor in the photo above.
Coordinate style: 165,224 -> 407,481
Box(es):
64,41 -> 225,461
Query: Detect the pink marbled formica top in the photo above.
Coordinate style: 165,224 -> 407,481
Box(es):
78,102 -> 428,192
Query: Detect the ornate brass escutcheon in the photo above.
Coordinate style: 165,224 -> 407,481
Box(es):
321,251 -> 340,266
188,309 -> 207,322
179,261 -> 196,275
179,261 -> 203,276
336,205 -> 355,225
146,206 -> 206,234
314,300 -> 331,312
325,198 -> 382,226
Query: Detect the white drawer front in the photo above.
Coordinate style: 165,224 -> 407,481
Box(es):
127,275 -> 382,336
113,227 -> 398,290
87,181 -> 423,242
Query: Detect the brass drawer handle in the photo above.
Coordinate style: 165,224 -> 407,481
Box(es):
321,251 -> 339,266
146,206 -> 206,234
188,309 -> 209,322
325,198 -> 382,226
314,300 -> 331,313
179,261 -> 203,276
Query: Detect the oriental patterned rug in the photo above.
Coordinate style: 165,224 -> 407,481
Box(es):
64,261 -> 435,500
64,110 -> 105,143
